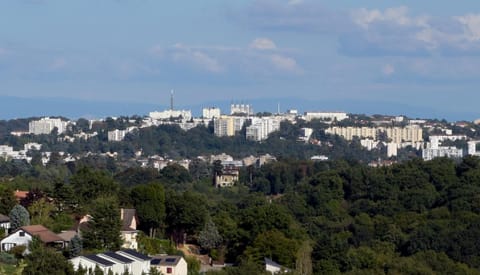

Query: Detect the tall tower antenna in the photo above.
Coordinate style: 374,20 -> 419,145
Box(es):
170,89 -> 174,111
277,102 -> 280,114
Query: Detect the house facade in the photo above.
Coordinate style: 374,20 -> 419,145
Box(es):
150,255 -> 188,275
117,249 -> 151,274
0,225 -> 64,253
70,255 -> 115,274
0,214 -> 10,234
120,208 -> 139,250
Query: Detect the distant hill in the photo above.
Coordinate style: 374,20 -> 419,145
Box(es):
0,95 -> 477,122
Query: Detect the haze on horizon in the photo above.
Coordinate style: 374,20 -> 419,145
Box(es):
0,0 -> 479,120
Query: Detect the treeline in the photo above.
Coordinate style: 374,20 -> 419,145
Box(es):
2,155 -> 480,274
1,120 -> 387,162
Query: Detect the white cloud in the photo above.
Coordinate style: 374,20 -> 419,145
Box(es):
249,38 -> 277,50
269,54 -> 301,73
344,6 -> 480,56
149,45 -> 164,57
382,64 -> 395,75
351,6 -> 428,29
148,39 -> 303,76
172,44 -> 224,73
456,14 -> 480,41
288,0 -> 303,6
49,57 -> 67,70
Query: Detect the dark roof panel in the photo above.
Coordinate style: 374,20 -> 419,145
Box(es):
119,249 -> 151,261
84,255 -> 115,267
102,252 -> 134,264
0,214 -> 9,222
151,259 -> 162,265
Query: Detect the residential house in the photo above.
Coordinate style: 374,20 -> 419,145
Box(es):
76,208 -> 139,249
70,254 -> 116,274
120,208 -> 139,250
0,214 -> 10,234
0,225 -> 64,253
214,166 -> 239,188
14,190 -> 28,202
98,252 -> 134,274
57,230 -> 79,246
117,249 -> 151,274
151,255 -> 188,275
265,258 -> 291,274
70,250 -> 151,275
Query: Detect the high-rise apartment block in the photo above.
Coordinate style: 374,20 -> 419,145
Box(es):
149,110 -> 192,121
246,117 -> 281,141
214,116 -> 247,137
202,107 -> 221,119
326,125 -> 423,143
304,112 -> 348,122
29,117 -> 68,135
230,104 -> 253,116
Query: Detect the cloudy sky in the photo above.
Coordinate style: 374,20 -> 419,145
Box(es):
1,0 -> 480,119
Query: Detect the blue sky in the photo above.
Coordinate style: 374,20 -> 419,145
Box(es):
1,0 -> 480,120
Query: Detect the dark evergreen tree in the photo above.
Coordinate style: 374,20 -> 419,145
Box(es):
9,204 -> 30,231
82,196 -> 122,250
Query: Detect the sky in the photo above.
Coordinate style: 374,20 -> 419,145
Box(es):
0,0 -> 480,120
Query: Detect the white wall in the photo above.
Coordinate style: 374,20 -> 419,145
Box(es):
0,230 -> 32,252
70,257 -> 112,274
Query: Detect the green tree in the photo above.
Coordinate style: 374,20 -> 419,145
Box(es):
69,235 -> 82,258
28,198 -> 54,226
296,241 -> 313,275
186,256 -> 201,275
70,167 -> 119,205
166,191 -> 208,245
244,230 -> 298,268
130,182 -> 166,237
0,185 -> 16,214
9,204 -> 30,231
198,220 -> 223,251
22,237 -> 74,275
82,196 -> 122,250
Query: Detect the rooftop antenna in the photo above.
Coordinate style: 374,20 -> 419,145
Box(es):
170,89 -> 174,111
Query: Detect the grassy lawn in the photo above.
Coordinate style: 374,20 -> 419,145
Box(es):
0,261 -> 24,275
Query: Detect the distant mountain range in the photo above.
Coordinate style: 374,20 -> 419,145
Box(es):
0,95 -> 477,122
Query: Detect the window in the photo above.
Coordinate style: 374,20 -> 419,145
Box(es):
19,232 -> 25,237
167,267 -> 172,274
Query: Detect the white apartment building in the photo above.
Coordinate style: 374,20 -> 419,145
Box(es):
326,125 -> 423,144
387,142 -> 398,158
468,141 -> 480,156
246,117 -> 281,141
108,127 -> 137,142
384,125 -> 423,144
230,104 -> 253,116
29,117 -> 68,135
202,107 -> 221,119
429,135 -> 467,149
299,128 -> 313,143
422,147 -> 464,161
149,110 -> 192,121
327,127 -> 377,140
304,112 -> 348,122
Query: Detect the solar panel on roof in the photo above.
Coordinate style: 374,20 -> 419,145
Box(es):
84,255 -> 114,266
102,252 -> 134,263
151,259 -> 162,265
120,249 -> 151,260
165,258 -> 176,263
